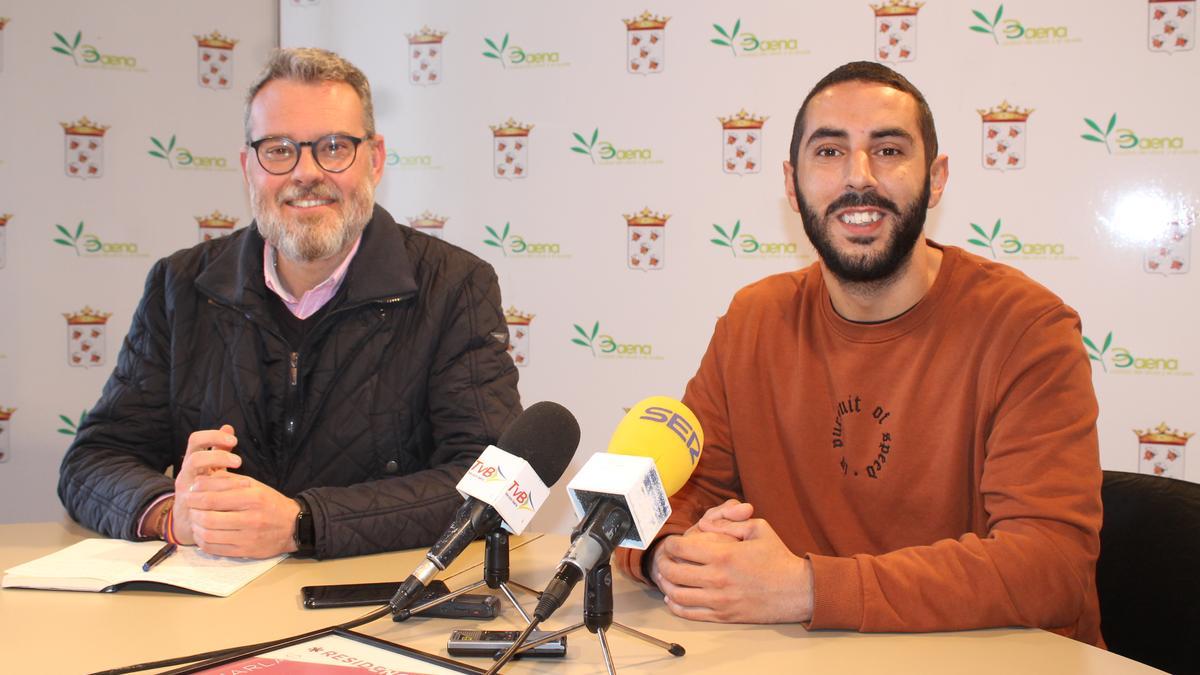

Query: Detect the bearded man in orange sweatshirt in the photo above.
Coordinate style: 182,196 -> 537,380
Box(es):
617,61 -> 1103,646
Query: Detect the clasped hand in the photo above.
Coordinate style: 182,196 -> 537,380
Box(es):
169,425 -> 299,558
650,499 -> 814,624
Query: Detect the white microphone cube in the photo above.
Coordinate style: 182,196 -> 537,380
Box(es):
456,445 -> 548,535
566,453 -> 670,549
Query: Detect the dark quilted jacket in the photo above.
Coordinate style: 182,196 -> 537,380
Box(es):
57,205 -> 521,558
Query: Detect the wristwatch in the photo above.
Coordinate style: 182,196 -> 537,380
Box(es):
293,497 -> 316,557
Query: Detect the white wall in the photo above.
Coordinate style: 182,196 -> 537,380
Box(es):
1,1 -> 1195,532
280,0 -> 1199,534
0,0 -> 278,522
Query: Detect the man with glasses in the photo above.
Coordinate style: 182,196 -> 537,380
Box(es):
58,49 -> 521,560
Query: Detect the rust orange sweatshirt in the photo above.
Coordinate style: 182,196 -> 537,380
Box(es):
618,244 -> 1103,646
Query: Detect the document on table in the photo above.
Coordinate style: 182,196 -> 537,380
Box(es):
2,538 -> 286,597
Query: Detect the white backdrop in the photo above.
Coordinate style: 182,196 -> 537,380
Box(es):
0,1 -> 1195,532
0,0 -> 278,522
280,0 -> 1198,534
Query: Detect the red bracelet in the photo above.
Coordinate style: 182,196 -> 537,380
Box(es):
163,508 -> 180,545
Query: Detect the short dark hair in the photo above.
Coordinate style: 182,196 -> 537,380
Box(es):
788,61 -> 938,170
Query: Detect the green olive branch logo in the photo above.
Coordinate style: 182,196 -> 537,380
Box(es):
1083,332 -> 1113,373
57,409 -> 88,436
1081,114 -> 1117,154
483,223 -> 512,256
710,221 -> 742,257
571,128 -> 600,163
483,33 -> 510,68
148,134 -> 177,167
53,222 -> 85,255
969,5 -> 1004,44
571,321 -> 600,356
967,219 -> 1003,259
711,19 -> 742,56
51,30 -> 82,65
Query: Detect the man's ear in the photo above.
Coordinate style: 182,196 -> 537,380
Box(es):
783,161 -> 800,213
927,154 -> 949,209
369,133 -> 386,185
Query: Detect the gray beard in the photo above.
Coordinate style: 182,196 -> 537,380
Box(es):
251,179 -> 374,263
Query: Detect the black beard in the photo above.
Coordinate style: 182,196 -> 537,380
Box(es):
797,177 -> 931,286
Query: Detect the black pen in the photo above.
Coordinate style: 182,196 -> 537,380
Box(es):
142,543 -> 177,572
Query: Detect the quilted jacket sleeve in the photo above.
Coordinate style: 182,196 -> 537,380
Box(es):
57,260 -> 176,540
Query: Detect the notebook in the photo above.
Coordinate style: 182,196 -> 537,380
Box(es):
2,538 -> 287,597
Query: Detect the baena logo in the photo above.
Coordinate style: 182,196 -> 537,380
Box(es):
148,133 -> 233,170
968,5 -> 1079,45
1135,422 -> 1192,479
482,32 -> 567,69
195,30 -> 237,89
625,207 -> 667,271
61,117 -> 108,179
0,406 -> 14,463
490,118 -> 533,179
710,18 -> 808,56
52,221 -> 143,257
407,26 -> 447,85
407,210 -> 448,240
571,320 -> 660,360
64,307 -> 111,368
1144,216 -> 1191,275
1080,113 -> 1191,155
570,127 -> 658,165
196,210 -> 239,243
387,150 -> 441,170
50,29 -> 142,70
57,409 -> 87,437
872,1 -> 923,63
710,220 -> 799,258
966,218 -> 1074,260
1084,330 -> 1192,376
979,101 -> 1032,170
624,11 -> 670,74
0,213 -> 10,270
719,110 -> 767,175
504,306 -> 534,367
1148,1 -> 1194,53
483,222 -> 569,258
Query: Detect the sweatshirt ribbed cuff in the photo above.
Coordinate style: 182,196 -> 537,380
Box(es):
807,553 -> 864,630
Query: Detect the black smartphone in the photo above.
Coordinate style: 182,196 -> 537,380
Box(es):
447,629 -> 567,658
301,579 -> 498,619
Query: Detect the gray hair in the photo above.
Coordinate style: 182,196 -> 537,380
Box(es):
244,48 -> 375,143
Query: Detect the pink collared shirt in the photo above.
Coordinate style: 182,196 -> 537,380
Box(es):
263,236 -> 362,319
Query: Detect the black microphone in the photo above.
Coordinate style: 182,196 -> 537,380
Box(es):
388,401 -> 579,613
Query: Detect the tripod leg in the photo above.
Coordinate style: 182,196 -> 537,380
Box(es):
595,627 -> 618,675
608,622 -> 686,656
511,622 -> 583,656
497,581 -> 532,624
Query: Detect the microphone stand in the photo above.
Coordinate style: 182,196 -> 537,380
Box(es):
487,562 -> 684,675
393,530 -> 538,623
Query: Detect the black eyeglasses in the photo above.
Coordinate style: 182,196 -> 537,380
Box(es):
248,134 -> 368,174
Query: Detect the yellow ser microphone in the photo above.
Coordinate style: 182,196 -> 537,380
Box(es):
533,396 -> 704,622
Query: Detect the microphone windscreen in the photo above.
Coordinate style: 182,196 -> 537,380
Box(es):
607,396 -> 703,496
497,401 -> 580,487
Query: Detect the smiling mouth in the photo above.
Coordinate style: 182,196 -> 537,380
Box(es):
837,210 -> 884,226
287,198 -> 335,209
